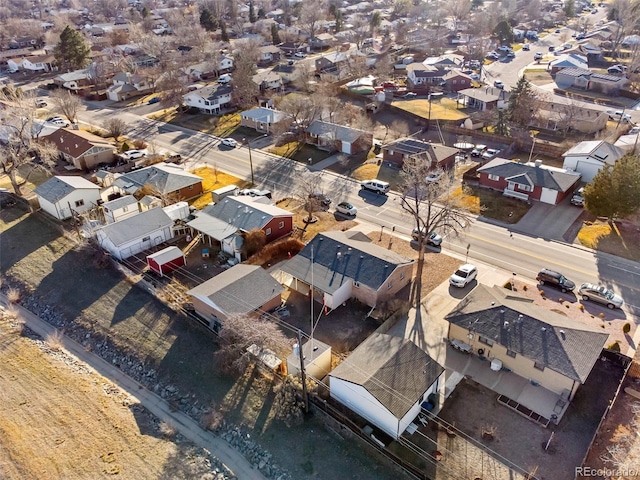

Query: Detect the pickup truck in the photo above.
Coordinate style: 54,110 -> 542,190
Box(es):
607,110 -> 632,123
570,187 -> 585,206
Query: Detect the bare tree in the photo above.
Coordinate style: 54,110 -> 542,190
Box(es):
102,118 -> 128,141
276,93 -> 323,131
156,68 -> 188,110
446,0 -> 472,32
231,39 -> 260,109
0,89 -> 58,196
300,0 -> 326,38
51,90 -> 82,124
399,155 -> 473,306
295,172 -> 326,222
216,314 -> 291,374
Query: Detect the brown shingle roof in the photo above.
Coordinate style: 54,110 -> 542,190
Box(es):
44,129 -> 114,159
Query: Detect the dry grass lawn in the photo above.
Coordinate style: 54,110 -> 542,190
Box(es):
523,69 -> 554,85
277,198 -> 358,241
189,166 -> 249,210
451,185 -> 531,223
0,316 -> 208,480
351,163 -> 380,181
0,166 -> 52,194
577,220 -> 640,261
391,99 -> 468,121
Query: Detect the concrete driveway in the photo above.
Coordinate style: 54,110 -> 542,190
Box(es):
512,200 -> 583,241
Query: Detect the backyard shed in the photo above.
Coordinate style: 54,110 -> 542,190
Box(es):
287,338 -> 332,380
147,246 -> 185,277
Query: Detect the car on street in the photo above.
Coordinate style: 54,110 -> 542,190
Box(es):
522,43 -> 530,51
578,283 -> 624,309
555,28 -> 561,33
335,202 -> 357,216
494,80 -> 504,89
411,228 -> 443,246
486,52 -> 500,60
148,96 -> 161,104
571,187 -> 585,206
536,268 -> 576,292
497,45 -> 510,52
401,92 -> 417,98
45,116 -> 70,127
534,52 -> 544,60
629,125 -> 640,135
471,144 -> 487,156
309,192 -> 331,207
123,149 -> 146,159
576,33 -> 586,40
506,51 -> 516,58
548,45 -> 555,52
449,264 -> 478,288
360,179 -> 390,194
294,52 -> 307,58
482,148 -> 501,160
221,138 -> 238,147
607,110 -> 632,123
469,73 -> 480,80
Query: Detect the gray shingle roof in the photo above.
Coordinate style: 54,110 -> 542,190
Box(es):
459,86 -> 510,102
198,196 -> 292,232
478,158 -> 581,192
187,264 -> 284,316
562,140 -> 624,165
97,208 -> 173,246
384,138 -> 458,162
102,194 -> 138,212
280,231 -> 414,294
306,120 -> 369,143
330,333 -> 444,419
114,164 -> 202,195
34,176 -> 99,203
445,285 -> 608,383
192,83 -> 233,101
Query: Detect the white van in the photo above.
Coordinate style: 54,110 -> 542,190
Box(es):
360,180 -> 390,194
218,74 -> 232,84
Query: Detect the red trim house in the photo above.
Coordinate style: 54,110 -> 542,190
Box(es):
477,158 -> 581,205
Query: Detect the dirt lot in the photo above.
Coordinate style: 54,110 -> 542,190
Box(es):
0,314 -> 225,480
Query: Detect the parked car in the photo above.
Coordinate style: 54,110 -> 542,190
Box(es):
629,125 -> 640,135
218,74 -> 232,84
482,148 -> 501,160
548,45 -> 555,52
555,28 -> 561,33
449,264 -> 478,288
498,45 -> 510,52
35,98 -> 47,107
425,171 -> 444,183
534,52 -> 544,60
45,116 -> 70,127
578,283 -> 624,309
506,51 -> 516,58
123,149 -> 146,160
607,110 -> 632,122
360,180 -> 390,194
148,96 -> 161,104
471,144 -> 487,156
411,228 -> 443,246
469,73 -> 480,80
238,188 -> 272,199
494,80 -> 504,89
309,192 -> 331,207
570,187 -> 585,206
401,92 -> 417,98
536,268 -> 576,292
335,202 -> 357,216
221,138 -> 238,147
485,52 -> 500,60
164,153 -> 183,164
522,43 -> 531,51
294,52 -> 307,58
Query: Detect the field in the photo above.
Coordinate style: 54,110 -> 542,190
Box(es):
391,98 -> 468,121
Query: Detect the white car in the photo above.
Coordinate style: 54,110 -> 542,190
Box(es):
335,202 -> 357,216
469,73 -> 480,80
123,149 -> 146,159
218,74 -> 232,84
425,171 -> 444,183
294,52 -> 307,58
45,116 -> 70,127
471,144 -> 487,156
360,179 -> 390,194
497,45 -> 510,52
608,110 -> 632,123
482,148 -> 501,160
221,138 -> 238,147
629,125 -> 640,135
534,52 -> 543,60
35,99 -> 47,107
449,264 -> 478,288
494,80 -> 504,89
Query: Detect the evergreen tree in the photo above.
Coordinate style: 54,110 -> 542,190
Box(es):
584,154 -> 640,222
200,8 -> 218,31
507,77 -> 538,129
564,0 -> 576,18
220,21 -> 229,42
370,11 -> 381,34
141,6 -> 149,17
271,24 -> 281,44
493,20 -> 514,44
258,8 -> 266,19
54,26 -> 91,71
249,1 -> 256,22
494,109 -> 509,136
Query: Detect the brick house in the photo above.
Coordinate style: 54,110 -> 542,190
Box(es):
382,138 -> 458,170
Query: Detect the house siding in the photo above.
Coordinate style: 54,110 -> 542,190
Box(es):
375,263 -> 415,304
38,189 -> 101,220
103,205 -> 139,224
448,324 -> 577,396
174,183 -> 204,201
478,173 -> 542,201
562,156 -> 602,183
191,294 -> 281,325
73,148 -> 115,171
262,216 -> 292,242
97,225 -> 173,260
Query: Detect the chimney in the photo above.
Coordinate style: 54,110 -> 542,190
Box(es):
535,159 -> 542,168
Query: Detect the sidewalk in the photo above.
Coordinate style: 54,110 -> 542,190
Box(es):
0,294 -> 267,480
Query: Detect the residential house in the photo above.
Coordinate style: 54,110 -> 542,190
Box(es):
305,120 -> 372,155
277,230 -> 415,310
252,71 -> 284,92
186,196 -> 294,260
278,42 -> 307,56
457,86 -> 510,111
329,333 -> 444,440
382,138 -> 458,170
96,208 -> 174,260
406,63 -> 445,87
315,51 -> 349,77
423,53 -> 464,69
271,62 -> 305,84
555,68 -> 628,95
184,61 -> 217,81
240,107 -> 290,133
53,69 -> 93,91
548,54 -> 588,74
445,284 -> 608,421
257,45 -> 282,65
477,158 -> 581,204
532,103 -> 608,134
562,140 -> 625,182
440,70 -> 473,92
7,54 -> 55,73
106,72 -> 155,101
113,164 -> 203,202
34,176 -> 101,220
219,55 -> 234,72
44,129 -> 116,171
101,195 -> 140,224
182,84 -> 233,114
309,33 -> 335,50
186,264 -> 284,332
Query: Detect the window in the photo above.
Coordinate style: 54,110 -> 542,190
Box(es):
400,272 -> 405,280
387,281 -> 393,290
479,336 -> 494,346
506,349 -> 516,358
278,221 -> 285,229
388,150 -> 393,156
519,184 -> 532,192
488,174 -> 500,181
142,236 -> 150,242
188,185 -> 194,190
74,199 -> 85,207
534,361 -> 545,371
354,281 -> 360,288
122,206 -> 128,212
265,228 -> 272,235
453,79 -> 457,84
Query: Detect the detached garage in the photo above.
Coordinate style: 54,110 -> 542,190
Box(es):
147,246 -> 185,277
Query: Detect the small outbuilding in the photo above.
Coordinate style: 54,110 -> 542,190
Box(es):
147,246 -> 186,277
287,338 -> 332,380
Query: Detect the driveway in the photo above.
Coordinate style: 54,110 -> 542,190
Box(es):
512,200 -> 583,241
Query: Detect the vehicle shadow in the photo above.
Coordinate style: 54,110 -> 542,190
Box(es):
357,190 -> 389,206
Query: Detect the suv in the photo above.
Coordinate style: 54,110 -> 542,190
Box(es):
571,187 -> 585,206
309,192 -> 331,207
411,228 -> 443,246
471,144 -> 487,157
360,180 -> 390,194
536,268 -> 576,292
482,148 -> 501,160
578,283 -> 624,309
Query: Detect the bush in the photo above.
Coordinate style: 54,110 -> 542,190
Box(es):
7,287 -> 21,303
503,281 -> 513,290
607,341 -> 620,352
623,322 -> 631,334
121,142 -> 130,152
133,139 -> 147,149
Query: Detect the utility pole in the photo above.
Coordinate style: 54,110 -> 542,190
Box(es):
243,137 -> 255,186
297,329 -> 309,413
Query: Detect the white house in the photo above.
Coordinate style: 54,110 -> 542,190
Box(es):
562,140 -> 625,182
330,333 -> 444,440
33,176 -> 101,220
101,195 -> 139,224
107,72 -> 155,101
95,208 -> 174,259
182,84 -> 233,114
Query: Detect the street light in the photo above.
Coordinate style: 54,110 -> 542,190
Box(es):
242,137 -> 255,186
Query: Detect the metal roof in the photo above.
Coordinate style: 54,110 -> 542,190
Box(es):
96,208 -> 173,246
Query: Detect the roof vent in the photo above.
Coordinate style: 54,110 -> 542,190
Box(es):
337,252 -> 342,259
491,302 -> 495,306
541,327 -> 547,332
503,321 -> 509,329
535,159 -> 542,168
